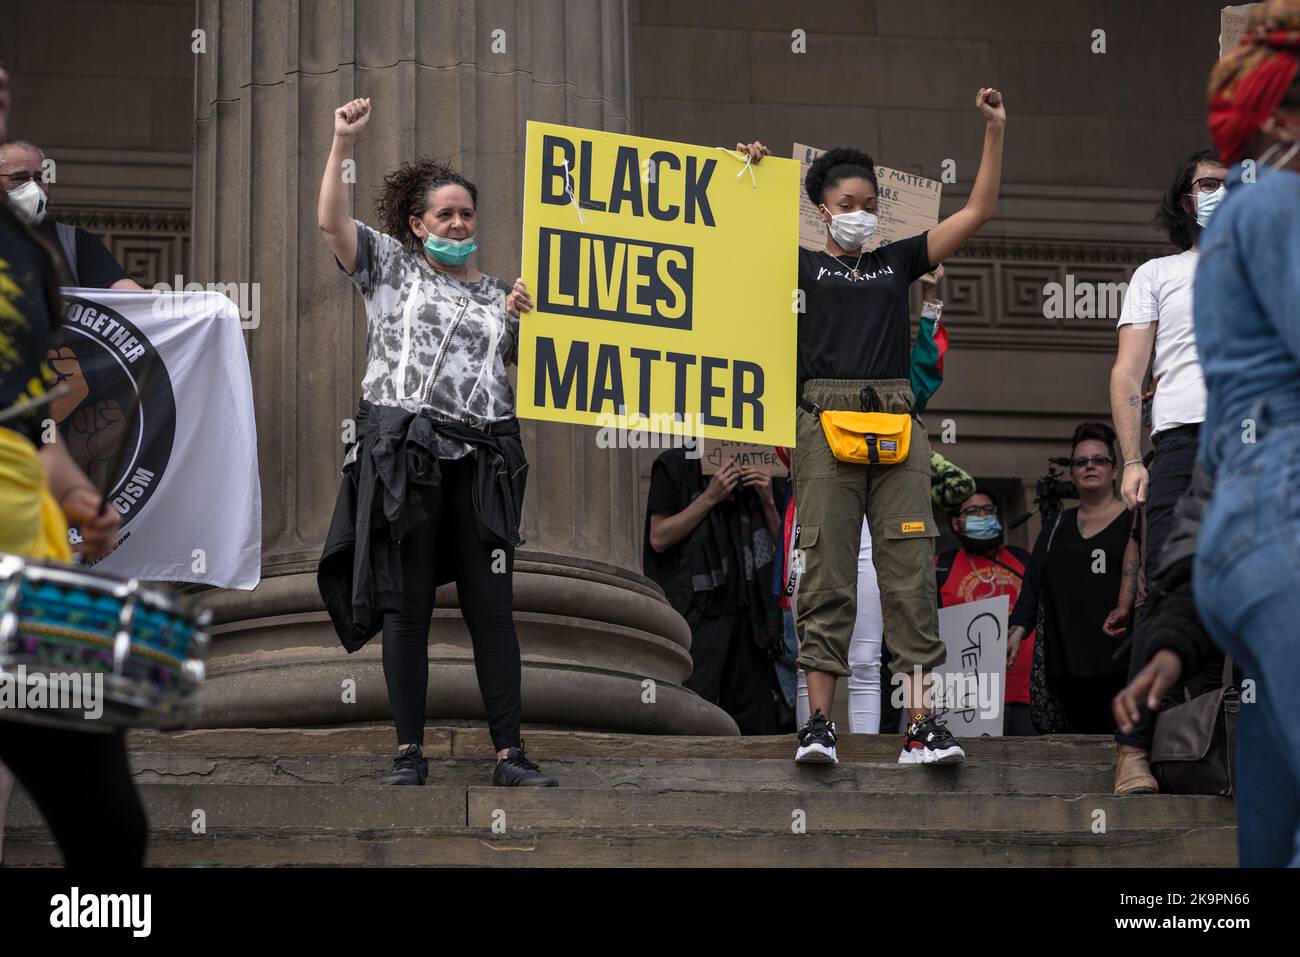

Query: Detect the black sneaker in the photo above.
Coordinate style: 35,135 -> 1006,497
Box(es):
492,743 -> 558,787
380,744 -> 429,785
795,709 -> 839,764
898,714 -> 966,765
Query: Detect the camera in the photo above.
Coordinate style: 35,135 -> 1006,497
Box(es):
1034,458 -> 1079,519
1008,457 -> 1079,530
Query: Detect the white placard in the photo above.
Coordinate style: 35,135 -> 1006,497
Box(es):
794,142 -> 942,252
932,594 -> 1008,737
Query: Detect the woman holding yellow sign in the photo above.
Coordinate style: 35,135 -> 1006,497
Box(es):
739,87 -> 1007,766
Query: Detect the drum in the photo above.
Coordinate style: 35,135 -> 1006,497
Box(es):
0,554 -> 211,731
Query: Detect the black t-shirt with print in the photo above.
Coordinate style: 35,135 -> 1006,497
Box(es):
797,231 -> 932,390
0,206 -> 59,443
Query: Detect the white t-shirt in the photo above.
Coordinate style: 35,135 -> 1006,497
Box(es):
1117,249 -> 1206,436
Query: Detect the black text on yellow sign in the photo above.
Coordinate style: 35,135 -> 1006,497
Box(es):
519,122 -> 799,446
537,227 -> 693,330
533,336 -> 765,430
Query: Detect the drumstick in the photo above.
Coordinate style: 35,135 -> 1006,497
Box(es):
96,351 -> 159,518
0,382 -> 70,425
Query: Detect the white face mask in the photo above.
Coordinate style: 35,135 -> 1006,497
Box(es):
6,179 -> 47,224
1193,186 -> 1225,228
821,206 -> 878,250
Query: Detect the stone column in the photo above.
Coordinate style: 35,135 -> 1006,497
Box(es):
190,0 -> 734,735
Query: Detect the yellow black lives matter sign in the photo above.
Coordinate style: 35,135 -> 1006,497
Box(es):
517,121 -> 799,446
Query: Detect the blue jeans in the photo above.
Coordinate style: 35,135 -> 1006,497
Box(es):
1194,410 -> 1300,867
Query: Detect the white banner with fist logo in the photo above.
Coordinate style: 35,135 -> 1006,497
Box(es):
54,288 -> 261,589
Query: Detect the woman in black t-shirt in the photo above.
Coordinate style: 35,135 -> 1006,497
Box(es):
1010,422 -> 1140,734
737,88 -> 1007,765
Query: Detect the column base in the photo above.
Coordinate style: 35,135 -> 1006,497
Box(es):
191,552 -> 739,737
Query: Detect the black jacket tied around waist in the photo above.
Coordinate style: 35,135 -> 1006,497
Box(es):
317,399 -> 528,653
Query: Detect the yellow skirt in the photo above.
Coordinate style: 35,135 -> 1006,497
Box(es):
0,426 -> 73,562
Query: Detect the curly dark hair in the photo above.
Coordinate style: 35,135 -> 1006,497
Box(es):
374,158 -> 478,251
1154,147 -> 1221,251
1071,421 -> 1117,464
804,147 -> 878,207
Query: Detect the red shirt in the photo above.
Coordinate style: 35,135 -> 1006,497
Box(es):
937,546 -> 1035,705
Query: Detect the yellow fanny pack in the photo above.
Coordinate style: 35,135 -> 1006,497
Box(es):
802,386 -> 913,465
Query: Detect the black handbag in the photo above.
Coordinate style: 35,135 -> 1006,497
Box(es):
1149,656 -> 1238,797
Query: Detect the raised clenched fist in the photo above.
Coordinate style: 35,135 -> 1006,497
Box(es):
47,346 -> 89,422
334,97 -> 371,139
65,398 -> 126,492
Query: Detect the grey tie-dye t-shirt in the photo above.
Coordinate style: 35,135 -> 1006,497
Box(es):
340,220 -> 518,460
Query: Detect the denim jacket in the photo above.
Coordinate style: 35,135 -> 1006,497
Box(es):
1193,162 -> 1300,478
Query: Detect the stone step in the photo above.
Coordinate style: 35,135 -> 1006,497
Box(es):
123,752 -> 1116,795
6,782 -> 1233,833
468,787 -> 1233,832
3,823 -> 1238,868
9,727 -> 1230,868
128,726 -> 1121,765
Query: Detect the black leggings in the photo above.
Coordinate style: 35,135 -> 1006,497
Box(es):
0,721 -> 147,867
382,453 -> 522,752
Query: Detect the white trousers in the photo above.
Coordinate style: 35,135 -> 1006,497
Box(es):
794,517 -> 884,733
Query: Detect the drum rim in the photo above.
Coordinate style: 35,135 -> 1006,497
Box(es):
0,552 -> 212,624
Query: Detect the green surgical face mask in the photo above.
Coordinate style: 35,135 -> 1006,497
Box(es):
423,232 -> 477,265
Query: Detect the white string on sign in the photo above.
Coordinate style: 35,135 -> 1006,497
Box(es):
560,157 -> 587,223
714,147 -> 757,189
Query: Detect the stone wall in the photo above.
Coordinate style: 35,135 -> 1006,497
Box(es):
0,0 -> 193,286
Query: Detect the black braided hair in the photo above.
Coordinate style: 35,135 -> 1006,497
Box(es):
805,147 -> 878,207
374,158 -> 478,251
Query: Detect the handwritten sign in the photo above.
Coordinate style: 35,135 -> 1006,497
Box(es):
932,594 -> 1008,737
1220,3 -> 1264,58
699,438 -> 788,476
794,142 -> 942,252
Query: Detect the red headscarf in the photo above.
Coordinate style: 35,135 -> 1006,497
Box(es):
1209,18 -> 1300,165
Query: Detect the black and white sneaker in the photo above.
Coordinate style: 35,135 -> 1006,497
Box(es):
795,709 -> 839,764
898,714 -> 965,765
381,744 -> 429,785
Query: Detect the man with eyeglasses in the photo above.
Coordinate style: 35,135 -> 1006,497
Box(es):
0,140 -> 144,290
934,486 -> 1037,736
1108,147 -> 1227,795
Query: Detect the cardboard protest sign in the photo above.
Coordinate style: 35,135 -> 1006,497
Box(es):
518,122 -> 800,446
932,594 -> 1008,737
699,438 -> 788,476
794,142 -> 942,253
1220,3 -> 1263,58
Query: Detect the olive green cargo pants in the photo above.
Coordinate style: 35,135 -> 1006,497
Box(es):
791,378 -> 946,678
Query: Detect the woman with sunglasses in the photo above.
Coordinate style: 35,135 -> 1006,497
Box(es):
1008,422 -> 1138,734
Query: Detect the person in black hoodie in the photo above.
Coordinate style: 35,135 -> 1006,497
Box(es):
643,449 -> 786,734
